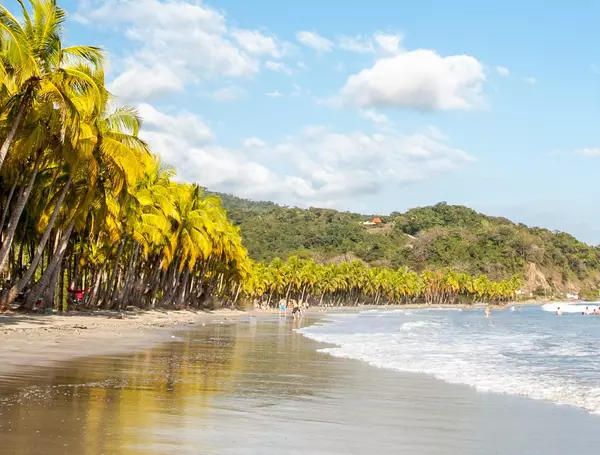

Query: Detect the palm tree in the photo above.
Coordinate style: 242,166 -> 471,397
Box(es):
0,0 -> 104,171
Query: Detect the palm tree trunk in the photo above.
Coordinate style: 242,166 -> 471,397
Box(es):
105,237 -> 126,309
119,242 -> 140,309
43,257 -> 61,310
176,267 -> 191,306
0,99 -> 28,171
1,175 -> 73,307
0,178 -> 18,243
87,266 -> 104,309
23,220 -> 75,310
0,149 -> 44,275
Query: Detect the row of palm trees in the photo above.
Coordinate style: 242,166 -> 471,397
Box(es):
0,0 -> 251,311
242,257 -> 521,307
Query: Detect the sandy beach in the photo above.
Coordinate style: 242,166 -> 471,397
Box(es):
1,311 -> 600,454
0,308 -> 246,376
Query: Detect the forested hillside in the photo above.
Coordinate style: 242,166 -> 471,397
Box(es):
211,193 -> 600,293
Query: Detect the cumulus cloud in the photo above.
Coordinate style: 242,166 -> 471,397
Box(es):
266,90 -> 283,98
243,137 -> 267,148
574,148 -> 600,157
338,32 -> 403,55
138,103 -> 475,206
296,31 -> 334,53
108,61 -> 185,103
359,109 -> 391,124
374,33 -> 403,55
338,35 -> 375,54
78,0 -> 284,101
265,61 -> 293,74
137,103 -> 214,146
231,29 -> 280,56
496,66 -> 510,76
210,86 -> 247,102
337,49 -> 485,111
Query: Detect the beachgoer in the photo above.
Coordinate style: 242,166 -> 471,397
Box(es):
556,307 -> 563,316
585,306 -> 590,315
292,301 -> 301,319
279,298 -> 287,316
485,307 -> 491,318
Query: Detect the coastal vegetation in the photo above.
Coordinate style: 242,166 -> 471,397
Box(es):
0,1 -> 573,313
0,0 -> 250,312
216,194 -> 600,294
244,257 -> 520,307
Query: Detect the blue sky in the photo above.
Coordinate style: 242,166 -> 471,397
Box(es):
7,0 -> 600,242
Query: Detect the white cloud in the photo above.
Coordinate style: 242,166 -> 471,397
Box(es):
266,90 -> 283,98
360,109 -> 390,124
296,31 -> 334,53
138,103 -> 214,145
108,61 -> 184,103
524,76 -> 537,84
496,66 -> 510,76
337,49 -> 485,111
265,61 -> 293,74
574,148 -> 600,157
210,86 -> 246,102
79,0 -> 281,101
231,29 -> 280,56
338,35 -> 375,53
338,33 -> 403,55
374,33 -> 403,55
139,104 -> 474,206
243,137 -> 267,148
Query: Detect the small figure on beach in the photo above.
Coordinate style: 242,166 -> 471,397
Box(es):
279,299 -> 287,316
485,307 -> 491,318
556,307 -> 563,316
292,300 -> 302,319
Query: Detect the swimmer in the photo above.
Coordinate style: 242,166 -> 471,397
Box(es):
485,306 -> 491,318
556,306 -> 563,316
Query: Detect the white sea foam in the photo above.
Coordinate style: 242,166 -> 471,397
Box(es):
299,307 -> 600,414
541,302 -> 600,313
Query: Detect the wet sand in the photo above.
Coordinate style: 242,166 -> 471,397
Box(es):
1,315 -> 599,454
0,309 -> 245,375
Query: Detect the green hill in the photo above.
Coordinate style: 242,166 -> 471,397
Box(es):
210,192 -> 600,294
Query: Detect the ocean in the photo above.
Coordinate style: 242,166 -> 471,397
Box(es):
298,303 -> 600,415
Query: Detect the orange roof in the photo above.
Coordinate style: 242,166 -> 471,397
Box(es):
371,217 -> 382,224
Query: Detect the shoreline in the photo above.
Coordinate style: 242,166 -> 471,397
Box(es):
0,299 -> 554,378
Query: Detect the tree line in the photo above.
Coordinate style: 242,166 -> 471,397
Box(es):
1,1 -> 520,313
242,257 -> 521,307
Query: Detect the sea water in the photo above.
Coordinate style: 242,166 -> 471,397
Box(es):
298,304 -> 600,414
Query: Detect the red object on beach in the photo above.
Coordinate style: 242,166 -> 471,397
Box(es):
67,288 -> 89,299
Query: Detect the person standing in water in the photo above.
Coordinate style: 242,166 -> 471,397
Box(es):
556,307 -> 563,316
292,300 -> 302,319
485,306 -> 491,318
279,298 -> 287,317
